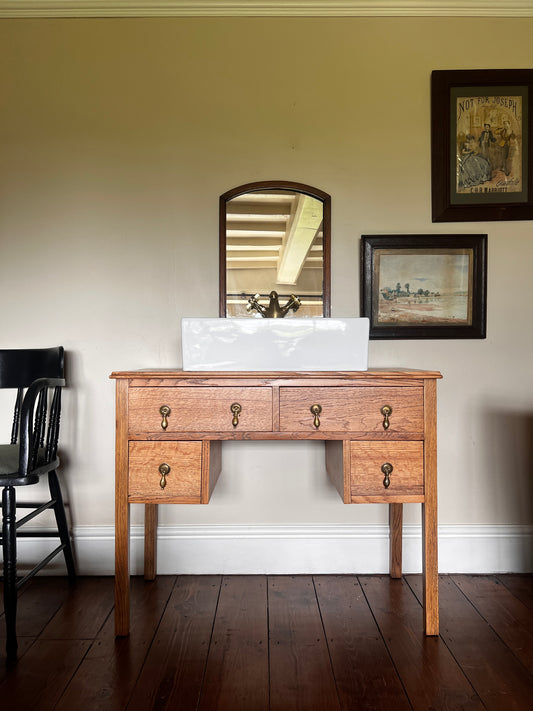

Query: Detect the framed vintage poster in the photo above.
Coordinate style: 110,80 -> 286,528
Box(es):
431,69 -> 533,222
361,234 -> 487,339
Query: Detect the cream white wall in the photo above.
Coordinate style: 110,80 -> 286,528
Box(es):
1,16 -> 532,572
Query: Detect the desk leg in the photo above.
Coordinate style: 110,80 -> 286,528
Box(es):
422,501 -> 438,635
389,503 -> 403,578
423,378 -> 439,636
115,379 -> 130,637
144,504 -> 158,581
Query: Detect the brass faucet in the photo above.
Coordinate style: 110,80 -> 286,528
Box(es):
247,291 -> 301,318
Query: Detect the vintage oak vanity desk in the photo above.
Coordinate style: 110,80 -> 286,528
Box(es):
111,367 -> 441,637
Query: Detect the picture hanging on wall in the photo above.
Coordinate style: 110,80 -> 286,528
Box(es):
361,234 -> 487,340
431,69 -> 533,222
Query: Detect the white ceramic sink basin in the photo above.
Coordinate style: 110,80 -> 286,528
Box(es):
181,318 -> 369,371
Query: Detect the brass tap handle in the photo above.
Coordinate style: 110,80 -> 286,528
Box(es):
310,403 -> 322,429
381,462 -> 393,489
159,405 -> 171,430
230,402 -> 242,428
381,404 -> 392,431
159,462 -> 170,490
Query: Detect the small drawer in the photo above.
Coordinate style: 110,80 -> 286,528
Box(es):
128,441 -> 203,503
350,441 -> 423,498
128,386 -> 273,433
279,387 -> 423,434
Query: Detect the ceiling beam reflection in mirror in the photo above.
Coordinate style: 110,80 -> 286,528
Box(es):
224,188 -> 325,318
226,191 -> 323,285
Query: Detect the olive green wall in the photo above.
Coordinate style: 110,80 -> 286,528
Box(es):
1,17 -> 532,570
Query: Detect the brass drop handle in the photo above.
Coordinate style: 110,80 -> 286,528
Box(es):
231,402 -> 242,428
159,462 -> 170,489
381,404 -> 392,430
159,405 -> 171,430
381,462 -> 393,489
310,403 -> 322,429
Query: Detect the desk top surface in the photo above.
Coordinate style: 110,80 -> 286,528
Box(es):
110,368 -> 442,380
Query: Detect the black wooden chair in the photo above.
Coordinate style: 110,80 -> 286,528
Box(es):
0,347 -> 75,660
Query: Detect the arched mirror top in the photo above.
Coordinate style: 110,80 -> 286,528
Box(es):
219,180 -> 331,318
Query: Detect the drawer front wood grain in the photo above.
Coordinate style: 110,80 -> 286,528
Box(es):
350,441 -> 423,497
128,441 -> 203,502
279,387 -> 423,433
128,387 -> 273,433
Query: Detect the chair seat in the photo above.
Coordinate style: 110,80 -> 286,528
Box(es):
0,444 -> 59,485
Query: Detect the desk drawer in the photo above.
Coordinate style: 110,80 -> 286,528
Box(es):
128,441 -> 203,502
279,387 -> 423,433
350,441 -> 423,497
128,387 -> 273,433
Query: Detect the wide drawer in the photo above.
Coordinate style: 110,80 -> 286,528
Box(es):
128,387 -> 273,433
128,441 -> 203,503
350,441 -> 423,497
279,387 -> 423,433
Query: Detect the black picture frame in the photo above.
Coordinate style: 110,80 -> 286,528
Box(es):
361,234 -> 487,340
431,69 -> 533,222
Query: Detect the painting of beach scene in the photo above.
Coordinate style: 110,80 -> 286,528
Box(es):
361,235 -> 487,339
375,249 -> 473,326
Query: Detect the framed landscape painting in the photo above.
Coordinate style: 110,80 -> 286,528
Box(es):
361,234 -> 487,339
431,69 -> 533,222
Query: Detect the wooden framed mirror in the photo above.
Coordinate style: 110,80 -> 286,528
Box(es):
219,181 -> 331,317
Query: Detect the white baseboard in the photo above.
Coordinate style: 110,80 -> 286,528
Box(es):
12,523 -> 533,575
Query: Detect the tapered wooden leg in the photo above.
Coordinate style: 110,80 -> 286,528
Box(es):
423,379 -> 439,636
144,504 -> 158,581
115,379 -> 130,637
115,498 -> 130,637
389,503 -> 403,579
422,500 -> 439,635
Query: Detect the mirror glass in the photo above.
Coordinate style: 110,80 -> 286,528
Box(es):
220,181 -> 331,317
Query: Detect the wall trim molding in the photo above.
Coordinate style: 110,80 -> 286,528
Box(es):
1,1 -> 532,19
16,523 -> 533,575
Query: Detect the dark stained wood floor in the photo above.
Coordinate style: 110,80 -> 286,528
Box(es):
1,574 -> 532,710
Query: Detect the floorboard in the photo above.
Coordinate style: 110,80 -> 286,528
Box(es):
1,574 -> 532,710
1,639 -> 92,710
268,575 -> 340,711
41,576 -> 115,640
56,576 -> 175,711
363,575 -> 484,711
497,573 -> 533,609
314,574 -> 411,711
408,574 -> 533,711
198,575 -> 269,711
452,574 -> 533,675
128,575 -> 221,711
